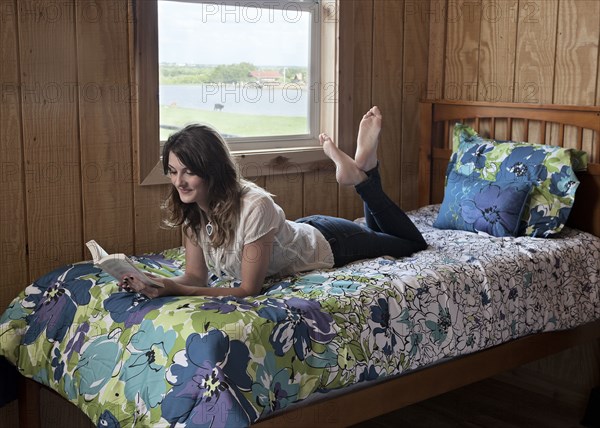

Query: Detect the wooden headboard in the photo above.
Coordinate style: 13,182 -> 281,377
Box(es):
418,100 -> 600,237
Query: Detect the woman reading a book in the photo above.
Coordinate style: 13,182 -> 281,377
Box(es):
121,106 -> 427,298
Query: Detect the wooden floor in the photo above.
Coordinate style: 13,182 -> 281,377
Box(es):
351,377 -> 589,428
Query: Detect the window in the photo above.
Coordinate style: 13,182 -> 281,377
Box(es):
135,0 -> 339,185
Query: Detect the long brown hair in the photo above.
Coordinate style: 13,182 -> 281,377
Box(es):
162,124 -> 246,247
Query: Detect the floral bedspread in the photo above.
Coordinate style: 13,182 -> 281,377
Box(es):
1,205 -> 599,427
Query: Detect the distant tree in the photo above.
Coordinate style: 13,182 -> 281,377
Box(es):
209,62 -> 255,83
160,63 -> 259,84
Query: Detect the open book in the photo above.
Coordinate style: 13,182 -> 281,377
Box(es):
86,240 -> 163,288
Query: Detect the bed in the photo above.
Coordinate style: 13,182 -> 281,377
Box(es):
1,100 -> 600,427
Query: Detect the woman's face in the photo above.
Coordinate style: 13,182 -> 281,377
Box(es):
167,152 -> 209,209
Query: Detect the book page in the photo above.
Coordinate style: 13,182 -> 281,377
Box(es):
86,240 -> 109,262
98,256 -> 163,288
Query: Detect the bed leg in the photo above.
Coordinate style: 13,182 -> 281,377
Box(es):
18,376 -> 40,428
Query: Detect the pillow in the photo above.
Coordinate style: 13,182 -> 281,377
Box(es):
433,170 -> 533,237
452,124 -> 588,171
449,124 -> 582,237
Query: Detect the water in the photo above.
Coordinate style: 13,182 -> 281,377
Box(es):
159,84 -> 309,117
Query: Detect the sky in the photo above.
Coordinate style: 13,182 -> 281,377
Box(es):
158,1 -> 311,67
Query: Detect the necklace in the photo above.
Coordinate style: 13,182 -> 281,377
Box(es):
206,221 -> 213,237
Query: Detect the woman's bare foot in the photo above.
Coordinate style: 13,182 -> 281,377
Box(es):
355,106 -> 382,172
319,133 -> 367,186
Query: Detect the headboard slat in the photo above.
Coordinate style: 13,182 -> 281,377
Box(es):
540,121 -> 547,145
558,124 -> 565,147
577,128 -> 584,150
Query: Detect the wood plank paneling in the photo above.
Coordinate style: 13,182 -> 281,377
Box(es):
133,185 -> 181,254
595,29 -> 600,153
373,0 -> 404,206
427,0 -> 447,100
19,0 -> 82,279
0,2 -> 22,419
265,173 -> 304,221
402,0 -> 430,210
444,0 -> 482,101
76,0 -> 134,255
0,0 -> 27,318
514,0 -> 558,104
477,0 -> 517,103
477,0 -> 517,140
303,170 -> 338,217
553,0 -> 599,106
552,0 -> 599,147
514,0 -> 558,143
338,0 -> 373,221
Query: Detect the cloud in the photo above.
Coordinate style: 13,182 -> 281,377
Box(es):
158,2 -> 310,66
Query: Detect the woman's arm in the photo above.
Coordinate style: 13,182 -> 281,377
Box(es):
162,229 -> 275,298
120,231 -> 207,296
170,231 -> 209,287
125,230 -> 275,298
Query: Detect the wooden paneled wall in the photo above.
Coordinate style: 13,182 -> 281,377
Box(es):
1,0 -> 599,425
428,0 -> 600,103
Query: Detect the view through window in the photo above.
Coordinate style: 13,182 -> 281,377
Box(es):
157,0 -> 317,146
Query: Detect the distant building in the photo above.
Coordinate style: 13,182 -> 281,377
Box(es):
249,70 -> 282,84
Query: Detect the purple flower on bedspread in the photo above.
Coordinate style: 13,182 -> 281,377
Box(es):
23,264 -> 95,345
257,297 -> 336,361
64,322 -> 89,361
251,353 -> 299,417
51,347 -> 65,382
162,330 -> 257,428
200,296 -> 259,314
103,292 -> 175,328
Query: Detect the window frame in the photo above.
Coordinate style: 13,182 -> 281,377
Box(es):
132,0 -> 339,185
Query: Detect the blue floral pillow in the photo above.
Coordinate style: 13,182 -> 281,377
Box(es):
434,170 -> 533,237
449,124 -> 582,237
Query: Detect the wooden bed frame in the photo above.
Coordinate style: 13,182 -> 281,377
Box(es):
17,101 -> 600,427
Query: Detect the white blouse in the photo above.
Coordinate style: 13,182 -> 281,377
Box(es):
199,186 -> 334,281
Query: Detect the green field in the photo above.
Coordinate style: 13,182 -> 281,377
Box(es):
159,105 -> 307,140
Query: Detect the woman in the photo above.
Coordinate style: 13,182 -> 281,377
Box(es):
122,106 -> 427,298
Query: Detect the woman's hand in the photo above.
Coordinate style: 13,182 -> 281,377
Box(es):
119,274 -> 177,298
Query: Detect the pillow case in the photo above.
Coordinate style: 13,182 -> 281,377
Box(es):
433,170 -> 532,237
448,124 -> 582,237
452,124 -> 588,171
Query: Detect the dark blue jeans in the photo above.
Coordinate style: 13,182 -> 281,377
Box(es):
296,166 -> 427,267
